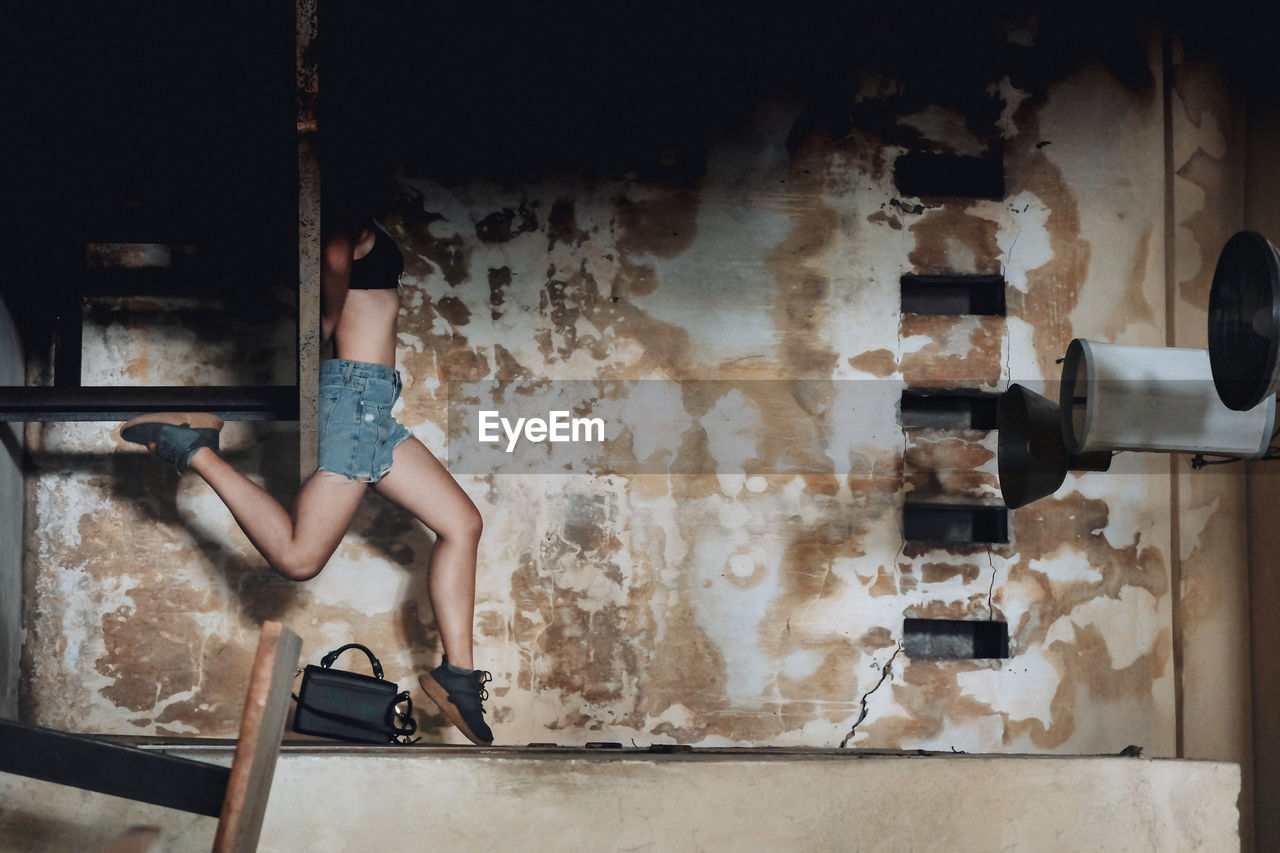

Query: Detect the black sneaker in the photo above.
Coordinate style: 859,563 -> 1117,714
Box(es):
418,657 -> 494,745
119,412 -> 224,473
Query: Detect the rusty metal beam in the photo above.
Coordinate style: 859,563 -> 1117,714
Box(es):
297,0 -> 320,478
0,386 -> 299,422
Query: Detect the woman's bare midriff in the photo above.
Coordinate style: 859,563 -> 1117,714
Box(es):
334,288 -> 400,367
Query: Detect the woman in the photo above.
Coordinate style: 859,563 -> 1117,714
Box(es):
118,213 -> 494,745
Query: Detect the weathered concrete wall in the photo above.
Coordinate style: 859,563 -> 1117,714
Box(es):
0,751 -> 1242,852
1244,60 -> 1280,853
0,296 -> 22,719
20,16 -> 1202,760
1165,32 -> 1255,849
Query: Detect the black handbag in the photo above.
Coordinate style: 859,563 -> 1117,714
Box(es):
291,643 -> 417,744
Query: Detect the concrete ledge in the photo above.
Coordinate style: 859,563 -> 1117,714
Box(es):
0,750 -> 1240,852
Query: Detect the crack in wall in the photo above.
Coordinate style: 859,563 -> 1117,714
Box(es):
986,547 -> 998,620
839,644 -> 903,748
1000,203 -> 1024,392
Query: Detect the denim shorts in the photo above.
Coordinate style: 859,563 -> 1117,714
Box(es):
317,359 -> 412,483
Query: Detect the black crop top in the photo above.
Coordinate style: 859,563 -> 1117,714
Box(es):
350,223 -> 404,290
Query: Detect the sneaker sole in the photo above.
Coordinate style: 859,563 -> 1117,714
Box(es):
118,412 -> 224,443
418,671 -> 493,746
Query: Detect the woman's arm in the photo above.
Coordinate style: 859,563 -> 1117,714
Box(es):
320,232 -> 354,346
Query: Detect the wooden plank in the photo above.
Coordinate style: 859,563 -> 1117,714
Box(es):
212,621 -> 302,853
0,719 -> 229,816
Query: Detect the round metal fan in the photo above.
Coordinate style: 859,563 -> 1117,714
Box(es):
997,384 -> 1110,509
1208,230 -> 1280,411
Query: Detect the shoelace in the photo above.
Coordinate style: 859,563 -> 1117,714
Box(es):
475,670 -> 492,704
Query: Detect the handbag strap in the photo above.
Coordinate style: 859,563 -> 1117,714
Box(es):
320,643 -> 384,679
390,692 -> 417,740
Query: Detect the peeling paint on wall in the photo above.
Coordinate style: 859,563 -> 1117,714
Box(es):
22,16 -> 1195,758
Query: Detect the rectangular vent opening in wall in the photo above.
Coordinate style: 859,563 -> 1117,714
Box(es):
903,618 -> 1009,659
900,389 -> 999,430
893,151 -> 1005,199
901,274 -> 1006,316
902,502 -> 1008,544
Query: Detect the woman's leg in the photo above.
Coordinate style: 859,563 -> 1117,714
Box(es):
187,447 -> 368,581
370,437 -> 483,669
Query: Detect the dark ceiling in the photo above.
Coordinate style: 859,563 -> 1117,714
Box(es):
0,2 -> 1268,308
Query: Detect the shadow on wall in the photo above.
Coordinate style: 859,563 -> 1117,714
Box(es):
30,423 -> 446,630
21,422 -> 451,736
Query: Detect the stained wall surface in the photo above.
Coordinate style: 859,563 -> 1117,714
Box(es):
1165,31 -> 1255,847
1244,60 -> 1280,853
20,13 -> 1245,763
